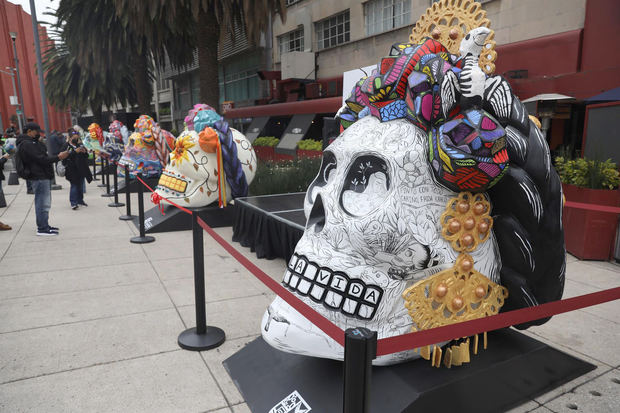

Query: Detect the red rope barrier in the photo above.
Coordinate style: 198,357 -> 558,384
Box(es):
196,216 -> 345,346
376,286 -> 620,356
564,200 -> 620,214
122,170 -> 620,356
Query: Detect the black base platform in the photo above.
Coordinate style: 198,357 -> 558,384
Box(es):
112,176 -> 160,195
134,202 -> 236,234
224,329 -> 595,413
232,192 -> 306,262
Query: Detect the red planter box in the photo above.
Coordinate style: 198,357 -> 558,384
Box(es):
297,149 -> 323,159
253,146 -> 275,162
562,183 -> 620,260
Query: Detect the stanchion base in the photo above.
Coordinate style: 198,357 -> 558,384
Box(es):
119,215 -> 135,221
224,329 -> 595,413
130,235 -> 155,244
8,172 -> 19,185
101,193 -> 114,197
108,202 -> 125,207
51,184 -> 62,190
178,326 -> 225,351
97,183 -> 106,187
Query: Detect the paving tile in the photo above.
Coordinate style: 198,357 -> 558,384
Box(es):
163,270 -> 267,307
0,350 -> 227,413
0,309 -> 184,383
504,400 -> 541,413
527,407 -> 555,412
0,261 -> 158,300
153,253 -> 251,282
0,283 -> 172,333
565,260 -> 620,291
177,294 -> 273,340
200,337 -> 257,406
562,279 -> 620,324
544,369 -> 620,412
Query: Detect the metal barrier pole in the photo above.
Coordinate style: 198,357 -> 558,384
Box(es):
119,165 -> 134,221
97,155 -> 105,187
101,158 -> 113,197
108,165 -> 124,207
343,327 -> 377,413
178,210 -> 226,351
92,154 -> 99,181
129,173 -> 155,244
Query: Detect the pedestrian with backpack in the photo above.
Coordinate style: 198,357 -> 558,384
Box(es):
16,123 -> 70,236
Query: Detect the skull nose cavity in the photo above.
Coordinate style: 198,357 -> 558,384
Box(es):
307,193 -> 326,233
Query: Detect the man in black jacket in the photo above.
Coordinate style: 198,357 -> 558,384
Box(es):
17,122 -> 70,236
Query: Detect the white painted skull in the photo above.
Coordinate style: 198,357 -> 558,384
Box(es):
154,128 -> 256,207
261,116 -> 500,365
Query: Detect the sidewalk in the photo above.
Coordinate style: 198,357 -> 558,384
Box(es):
0,179 -> 618,413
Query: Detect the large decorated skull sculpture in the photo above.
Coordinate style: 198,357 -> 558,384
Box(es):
262,27 -> 565,366
117,130 -> 162,178
154,106 -> 256,207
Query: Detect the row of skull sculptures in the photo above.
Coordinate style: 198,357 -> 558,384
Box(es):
78,105 -> 257,207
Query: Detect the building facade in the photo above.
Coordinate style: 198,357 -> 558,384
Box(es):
0,0 -> 71,133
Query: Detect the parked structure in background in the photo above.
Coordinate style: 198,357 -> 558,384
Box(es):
0,0 -> 71,133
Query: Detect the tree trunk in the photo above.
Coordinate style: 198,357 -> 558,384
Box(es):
91,102 -> 103,125
132,51 -> 152,116
197,8 -> 220,110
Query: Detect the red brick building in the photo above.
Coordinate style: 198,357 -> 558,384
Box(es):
0,0 -> 70,133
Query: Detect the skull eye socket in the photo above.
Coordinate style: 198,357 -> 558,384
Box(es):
306,151 -> 337,205
340,155 -> 390,216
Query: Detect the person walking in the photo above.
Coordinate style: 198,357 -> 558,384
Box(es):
0,149 -> 10,230
61,131 -> 92,209
16,122 -> 69,236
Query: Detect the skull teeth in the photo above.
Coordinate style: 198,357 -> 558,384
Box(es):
282,253 -> 383,321
157,173 -> 188,193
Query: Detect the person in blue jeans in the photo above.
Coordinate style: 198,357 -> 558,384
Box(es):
61,131 -> 92,209
16,123 -> 69,236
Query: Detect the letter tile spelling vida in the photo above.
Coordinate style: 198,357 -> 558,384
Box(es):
283,254 -> 384,321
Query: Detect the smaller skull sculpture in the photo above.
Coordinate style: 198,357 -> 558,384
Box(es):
154,107 -> 257,207
105,120 -> 128,162
83,124 -> 102,153
117,131 -> 162,178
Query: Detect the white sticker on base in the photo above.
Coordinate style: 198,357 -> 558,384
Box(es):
269,390 -> 312,413
144,217 -> 153,230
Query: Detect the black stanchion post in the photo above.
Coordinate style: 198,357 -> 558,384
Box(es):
130,173 -> 155,244
119,165 -> 134,221
97,155 -> 105,187
178,211 -> 225,351
92,154 -> 99,181
343,327 -> 377,413
101,158 -> 113,197
108,164 -> 125,207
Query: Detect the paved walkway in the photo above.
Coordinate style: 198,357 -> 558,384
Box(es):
0,179 -> 619,412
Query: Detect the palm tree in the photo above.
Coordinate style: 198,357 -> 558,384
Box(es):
55,0 -> 195,115
42,30 -> 137,124
113,0 -> 287,110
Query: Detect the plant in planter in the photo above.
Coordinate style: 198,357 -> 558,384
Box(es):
253,136 -> 279,162
555,156 -> 620,260
296,139 -> 323,158
249,157 -> 321,196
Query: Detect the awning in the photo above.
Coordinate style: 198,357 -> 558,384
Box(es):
584,86 -> 620,102
521,93 -> 575,103
244,116 -> 269,143
224,97 -> 342,119
276,114 -> 315,156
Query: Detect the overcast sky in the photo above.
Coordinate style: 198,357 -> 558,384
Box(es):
8,0 -> 58,27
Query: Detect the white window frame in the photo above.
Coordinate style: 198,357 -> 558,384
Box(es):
365,0 -> 411,36
278,26 -> 305,58
316,10 -> 351,50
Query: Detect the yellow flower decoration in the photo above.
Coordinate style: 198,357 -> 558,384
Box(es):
171,134 -> 195,164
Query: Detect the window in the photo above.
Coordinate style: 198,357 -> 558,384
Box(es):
316,10 -> 350,50
365,0 -> 411,36
278,26 -> 304,57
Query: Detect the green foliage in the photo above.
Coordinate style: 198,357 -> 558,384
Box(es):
297,140 -> 322,151
253,136 -> 280,147
249,157 -> 322,196
555,156 -> 620,190
170,129 -> 178,137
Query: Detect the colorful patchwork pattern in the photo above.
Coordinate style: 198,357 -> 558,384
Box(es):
340,37 -> 509,193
